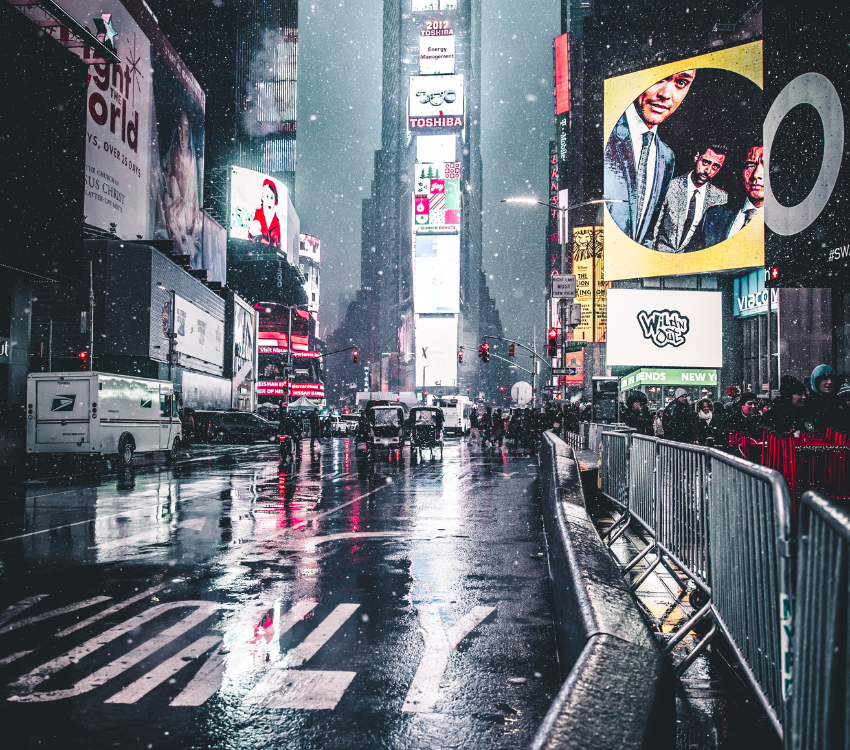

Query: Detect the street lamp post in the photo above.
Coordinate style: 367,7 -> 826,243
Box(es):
501,197 -> 623,402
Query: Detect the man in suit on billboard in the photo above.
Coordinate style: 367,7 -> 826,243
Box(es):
702,146 -> 764,246
604,70 -> 696,247
653,142 -> 729,253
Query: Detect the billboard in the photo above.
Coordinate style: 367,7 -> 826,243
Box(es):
413,235 -> 460,314
50,0 -> 205,258
202,212 -> 227,285
409,75 -> 464,131
420,35 -> 455,75
232,297 -> 257,409
413,162 -> 461,232
229,166 -> 288,249
415,315 -> 458,388
412,0 -> 457,9
764,2 -> 850,285
173,295 -> 224,369
417,135 -> 456,164
606,290 -> 722,368
602,42 -> 763,280
554,34 -> 570,116
570,226 -> 607,342
299,234 -> 321,265
733,270 -> 777,318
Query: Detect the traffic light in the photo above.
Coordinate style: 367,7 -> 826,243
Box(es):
547,328 -> 558,358
78,350 -> 88,370
457,348 -> 463,364
352,349 -> 358,364
508,343 -> 515,357
481,342 -> 490,363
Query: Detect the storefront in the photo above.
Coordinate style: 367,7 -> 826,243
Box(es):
620,367 -> 719,408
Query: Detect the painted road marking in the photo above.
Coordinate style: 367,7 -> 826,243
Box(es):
105,635 -> 222,704
0,595 -> 49,626
169,600 -> 317,707
8,601 -> 218,702
88,518 -> 207,551
279,531 -> 407,553
282,603 -> 359,668
0,650 -> 35,666
53,585 -> 167,639
0,596 -> 111,637
402,605 -> 496,713
0,504 -> 164,543
245,669 -> 357,710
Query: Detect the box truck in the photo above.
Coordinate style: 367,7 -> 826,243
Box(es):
27,372 -> 182,466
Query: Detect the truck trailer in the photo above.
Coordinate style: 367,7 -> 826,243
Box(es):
27,372 -> 182,466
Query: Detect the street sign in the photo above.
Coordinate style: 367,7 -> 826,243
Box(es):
563,342 -> 587,353
567,302 -> 582,326
552,367 -> 578,376
551,274 -> 576,298
543,385 -> 560,391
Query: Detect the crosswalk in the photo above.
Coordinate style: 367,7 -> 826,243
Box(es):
0,589 -> 496,712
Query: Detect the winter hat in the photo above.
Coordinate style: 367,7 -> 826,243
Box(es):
674,388 -> 688,399
627,390 -> 647,406
780,375 -> 806,398
810,364 -> 838,392
737,392 -> 758,406
838,382 -> 850,399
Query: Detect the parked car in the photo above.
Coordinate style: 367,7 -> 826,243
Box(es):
329,416 -> 347,436
208,412 -> 279,444
193,410 -> 223,443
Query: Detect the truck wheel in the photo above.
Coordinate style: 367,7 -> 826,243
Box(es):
166,438 -> 180,463
117,434 -> 135,467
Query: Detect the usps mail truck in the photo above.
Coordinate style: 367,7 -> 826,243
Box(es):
27,372 -> 182,466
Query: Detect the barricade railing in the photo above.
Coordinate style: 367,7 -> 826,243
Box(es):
789,491 -> 850,750
563,430 -> 587,452
597,433 -> 793,737
599,431 -> 631,545
707,451 -> 792,736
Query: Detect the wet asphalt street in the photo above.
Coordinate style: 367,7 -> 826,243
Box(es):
0,438 -> 559,749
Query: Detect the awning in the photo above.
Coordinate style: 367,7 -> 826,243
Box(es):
620,368 -> 718,391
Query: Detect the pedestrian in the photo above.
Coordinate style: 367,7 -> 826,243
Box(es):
309,408 -> 321,450
723,391 -> 762,440
493,409 -> 505,447
653,407 -> 665,437
481,407 -> 493,447
762,375 -> 812,437
469,408 -> 481,446
662,388 -> 699,443
805,364 -> 850,434
695,398 -> 718,445
622,391 -> 653,435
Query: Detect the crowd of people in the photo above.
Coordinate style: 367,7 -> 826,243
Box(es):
620,364 -> 850,445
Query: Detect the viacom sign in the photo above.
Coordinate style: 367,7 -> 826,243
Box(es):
607,290 -> 722,368
765,2 -> 850,285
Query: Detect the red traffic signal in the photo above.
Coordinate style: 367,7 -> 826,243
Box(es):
352,349 -> 359,364
547,328 -> 558,358
478,341 -> 490,363
457,348 -> 463,364
78,350 -> 88,369
508,343 -> 515,357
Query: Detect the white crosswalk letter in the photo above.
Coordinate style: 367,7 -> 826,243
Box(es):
402,605 -> 495,713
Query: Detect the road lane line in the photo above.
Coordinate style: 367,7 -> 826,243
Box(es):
0,596 -> 112,636
244,669 -> 357,710
105,635 -> 222,704
0,595 -> 49,626
282,603 -> 360,668
53,585 -> 167,639
169,600 -> 317,707
0,504 -> 164,543
88,518 -> 207,551
308,486 -> 388,522
0,650 -> 35,666
402,605 -> 496,713
8,601 -> 218,701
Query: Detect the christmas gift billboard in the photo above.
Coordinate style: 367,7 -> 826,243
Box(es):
413,162 -> 461,233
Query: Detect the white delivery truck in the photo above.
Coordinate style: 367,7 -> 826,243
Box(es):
436,396 -> 474,436
27,372 -> 182,466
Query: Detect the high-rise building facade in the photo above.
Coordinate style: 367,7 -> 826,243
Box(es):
359,0 -> 503,399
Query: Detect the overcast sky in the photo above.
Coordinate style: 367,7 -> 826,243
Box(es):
296,1 -> 558,352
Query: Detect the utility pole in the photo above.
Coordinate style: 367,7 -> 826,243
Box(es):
286,305 -> 293,413
88,262 -> 95,371
48,318 -> 52,373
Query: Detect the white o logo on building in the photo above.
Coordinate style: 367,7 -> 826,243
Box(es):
764,72 -> 844,236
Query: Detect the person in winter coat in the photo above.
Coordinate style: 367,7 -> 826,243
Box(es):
481,407 -> 494,446
662,388 -> 699,443
761,376 -> 812,437
805,364 -> 850,434
695,398 -> 719,445
468,409 -> 481,446
493,409 -> 505,447
309,409 -> 321,450
723,391 -> 763,439
622,391 -> 654,435
653,408 -> 665,437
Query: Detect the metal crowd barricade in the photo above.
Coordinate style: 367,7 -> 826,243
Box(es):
563,430 -> 587,452
706,451 -> 793,738
598,431 -> 631,544
789,491 -> 850,750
